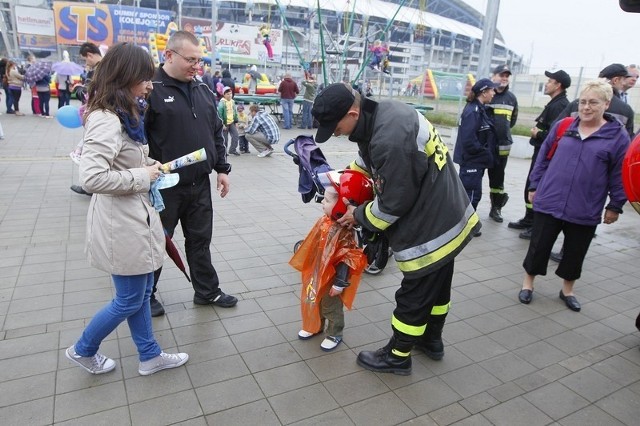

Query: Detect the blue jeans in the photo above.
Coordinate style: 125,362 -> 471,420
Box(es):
281,98 -> 294,129
75,272 -> 161,362
4,86 -> 13,113
301,100 -> 313,128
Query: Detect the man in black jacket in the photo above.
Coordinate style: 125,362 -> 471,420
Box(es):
508,70 -> 571,238
555,63 -> 634,138
145,31 -> 237,316
487,65 -> 518,223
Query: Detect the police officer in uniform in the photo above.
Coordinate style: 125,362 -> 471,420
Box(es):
454,78 -> 500,236
487,65 -> 519,223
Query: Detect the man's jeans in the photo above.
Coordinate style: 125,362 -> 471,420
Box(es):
75,272 -> 161,362
301,100 -> 313,128
281,98 -> 294,128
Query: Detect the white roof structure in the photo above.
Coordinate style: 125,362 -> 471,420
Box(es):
237,0 -> 506,47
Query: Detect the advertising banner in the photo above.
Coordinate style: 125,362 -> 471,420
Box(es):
19,34 -> 58,52
206,22 -> 283,65
53,2 -> 172,46
16,6 -> 56,36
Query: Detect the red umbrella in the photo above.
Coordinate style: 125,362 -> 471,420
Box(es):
165,232 -> 191,282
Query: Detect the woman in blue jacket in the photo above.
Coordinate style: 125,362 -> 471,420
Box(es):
453,78 -> 499,236
518,80 -> 630,311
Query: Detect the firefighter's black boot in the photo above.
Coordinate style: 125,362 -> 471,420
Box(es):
415,317 -> 446,360
357,335 -> 412,376
489,193 -> 509,223
508,207 -> 534,229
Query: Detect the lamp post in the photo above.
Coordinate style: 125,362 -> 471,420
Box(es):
177,0 -> 183,30
211,0 -> 217,68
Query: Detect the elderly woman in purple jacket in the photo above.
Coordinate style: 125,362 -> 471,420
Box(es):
518,79 -> 630,312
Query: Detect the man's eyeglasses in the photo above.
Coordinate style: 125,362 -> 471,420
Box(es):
169,50 -> 204,67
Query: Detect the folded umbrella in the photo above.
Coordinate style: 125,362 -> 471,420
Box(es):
165,231 -> 191,282
52,61 -> 85,76
24,61 -> 52,86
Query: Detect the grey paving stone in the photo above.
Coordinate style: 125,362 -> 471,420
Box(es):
479,352 -> 537,382
0,396 -> 54,425
254,361 -> 319,397
0,372 -> 56,408
343,391 -> 415,426
592,354 -> 640,386
440,364 -> 502,398
130,389 -> 203,425
241,342 -> 301,373
558,404 -> 626,426
453,335 -> 509,362
185,354 -> 250,388
179,335 -> 238,364
53,406 -> 131,426
428,402 -> 470,426
558,368 -> 622,403
443,320 -> 483,344
450,413 -> 493,426
205,399 -> 281,426
0,349 -> 58,381
483,396 -> 553,426
459,392 -> 499,414
513,364 -> 571,392
523,382 -> 589,420
306,349 -> 362,381
514,340 -> 569,369
395,376 -> 462,415
54,381 -> 128,423
0,332 -> 59,359
269,383 -> 339,424
487,382 -> 525,402
323,370 -> 389,406
595,387 -> 640,426
195,375 -> 264,415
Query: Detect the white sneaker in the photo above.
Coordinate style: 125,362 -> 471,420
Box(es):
298,330 -> 319,340
320,336 -> 342,351
138,352 -> 189,376
65,345 -> 116,374
257,148 -> 274,158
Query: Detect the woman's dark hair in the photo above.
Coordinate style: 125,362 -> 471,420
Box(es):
222,69 -> 231,78
86,43 -> 154,124
466,91 -> 478,103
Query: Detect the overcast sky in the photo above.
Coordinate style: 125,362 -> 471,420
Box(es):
463,0 -> 638,76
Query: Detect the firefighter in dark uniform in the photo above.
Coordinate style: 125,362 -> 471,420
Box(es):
311,83 -> 480,375
487,64 -> 519,223
508,70 -> 570,238
454,78 -> 500,237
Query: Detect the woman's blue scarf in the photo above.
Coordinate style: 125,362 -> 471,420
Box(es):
117,97 -> 148,144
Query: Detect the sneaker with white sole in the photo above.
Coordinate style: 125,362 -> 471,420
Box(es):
138,352 -> 189,376
257,148 -> 274,158
320,336 -> 342,351
65,345 -> 116,374
298,329 -> 321,340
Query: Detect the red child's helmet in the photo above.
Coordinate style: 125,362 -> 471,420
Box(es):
318,169 -> 374,220
623,133 -> 640,215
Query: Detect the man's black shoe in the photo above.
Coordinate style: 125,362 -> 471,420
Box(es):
150,298 -> 165,317
550,250 -> 563,262
519,228 -> 532,240
356,348 -> 412,375
70,185 -> 92,196
194,292 -> 238,308
508,218 -> 532,229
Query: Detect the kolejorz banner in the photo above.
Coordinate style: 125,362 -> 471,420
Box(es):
53,2 -> 172,46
